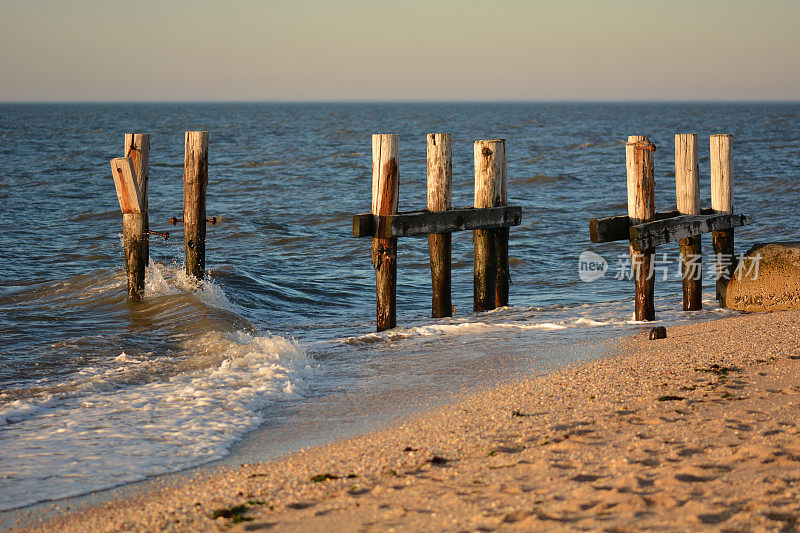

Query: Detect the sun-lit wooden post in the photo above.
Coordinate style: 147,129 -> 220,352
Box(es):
494,142 -> 509,308
183,131 -> 209,280
372,134 -> 399,331
124,134 -> 150,265
711,134 -> 734,307
110,157 -> 145,300
675,133 -> 702,310
427,133 -> 452,318
473,139 -> 506,312
626,135 -> 656,321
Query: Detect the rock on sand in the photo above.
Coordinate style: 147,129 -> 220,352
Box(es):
727,242 -> 800,312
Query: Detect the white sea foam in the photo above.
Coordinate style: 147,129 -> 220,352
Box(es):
145,262 -> 233,310
340,315 -> 615,344
0,396 -> 56,427
340,322 -> 493,345
0,331 -> 315,511
498,322 -> 568,330
339,293 -> 735,347
114,352 -> 134,363
573,318 -> 609,326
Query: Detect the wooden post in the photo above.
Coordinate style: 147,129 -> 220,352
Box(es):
124,134 -> 150,265
473,139 -> 505,312
183,131 -> 209,280
110,157 -> 145,300
710,134 -> 734,307
675,133 -> 702,311
427,133 -> 452,318
372,134 -> 399,331
494,142 -> 509,308
626,135 -> 656,321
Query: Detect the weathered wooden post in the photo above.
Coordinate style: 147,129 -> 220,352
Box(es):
110,157 -> 145,300
626,135 -> 656,321
675,133 -> 702,310
473,139 -> 506,312
427,133 -> 452,318
183,131 -> 209,280
372,134 -> 399,331
124,134 -> 150,265
710,134 -> 734,306
494,143 -> 509,308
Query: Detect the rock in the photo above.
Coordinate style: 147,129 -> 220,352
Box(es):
726,242 -> 800,312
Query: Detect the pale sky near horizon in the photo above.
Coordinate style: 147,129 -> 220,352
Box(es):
1,0 -> 798,102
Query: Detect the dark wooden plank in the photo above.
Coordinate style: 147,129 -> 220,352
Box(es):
353,206 -> 522,238
589,213 -> 632,244
630,213 -> 753,252
589,207 -> 715,243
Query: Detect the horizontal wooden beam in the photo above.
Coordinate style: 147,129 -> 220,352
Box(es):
353,206 -> 522,238
630,213 -> 753,251
590,207 -> 715,243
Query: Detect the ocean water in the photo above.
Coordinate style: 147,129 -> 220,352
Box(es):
0,102 -> 798,511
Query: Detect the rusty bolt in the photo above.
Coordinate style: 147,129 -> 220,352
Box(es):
148,230 -> 169,241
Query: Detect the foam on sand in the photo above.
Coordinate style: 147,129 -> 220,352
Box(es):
0,330 -> 314,511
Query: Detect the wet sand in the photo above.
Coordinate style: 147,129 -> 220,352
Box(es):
12,309 -> 800,532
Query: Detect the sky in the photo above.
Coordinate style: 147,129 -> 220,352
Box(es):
1,0 -> 798,102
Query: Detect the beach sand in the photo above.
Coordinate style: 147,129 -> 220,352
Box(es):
12,309 -> 800,532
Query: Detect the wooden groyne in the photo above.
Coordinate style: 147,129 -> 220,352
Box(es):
352,134 -> 522,332
110,131 -> 216,300
589,133 -> 752,320
106,129 -> 755,328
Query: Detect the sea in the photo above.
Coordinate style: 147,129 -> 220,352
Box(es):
1,102 -> 798,513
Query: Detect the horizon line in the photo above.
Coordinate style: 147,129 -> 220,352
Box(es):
1,98 -> 799,105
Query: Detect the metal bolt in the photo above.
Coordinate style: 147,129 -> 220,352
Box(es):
169,216 -> 218,225
148,230 -> 169,241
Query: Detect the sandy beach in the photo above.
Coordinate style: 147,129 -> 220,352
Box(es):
10,309 -> 800,532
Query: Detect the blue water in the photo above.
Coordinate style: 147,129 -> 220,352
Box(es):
1,102 -> 798,511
